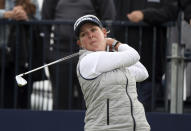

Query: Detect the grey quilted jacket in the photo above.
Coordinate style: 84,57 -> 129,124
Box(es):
77,50 -> 151,131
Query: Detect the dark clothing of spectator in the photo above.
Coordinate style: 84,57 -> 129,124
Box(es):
0,0 -> 42,109
41,0 -> 116,110
178,0 -> 191,23
114,0 -> 177,112
142,0 -> 191,24
0,20 -> 43,109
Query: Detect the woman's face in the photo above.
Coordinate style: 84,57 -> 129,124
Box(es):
77,23 -> 107,51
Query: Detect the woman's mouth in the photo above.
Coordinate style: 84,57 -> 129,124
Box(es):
90,40 -> 97,45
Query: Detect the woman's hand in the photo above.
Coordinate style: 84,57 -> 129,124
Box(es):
105,38 -> 121,51
3,11 -> 14,19
127,10 -> 144,23
12,6 -> 28,21
3,6 -> 28,20
105,37 -> 115,47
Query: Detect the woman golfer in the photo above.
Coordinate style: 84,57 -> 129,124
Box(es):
74,14 -> 151,131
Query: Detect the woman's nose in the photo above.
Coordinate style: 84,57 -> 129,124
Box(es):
87,32 -> 93,38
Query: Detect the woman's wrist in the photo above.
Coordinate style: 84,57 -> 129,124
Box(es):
3,11 -> 13,19
111,40 -> 121,51
105,38 -> 121,51
114,42 -> 121,51
111,40 -> 118,49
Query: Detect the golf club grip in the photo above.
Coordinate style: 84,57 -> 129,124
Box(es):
21,52 -> 80,76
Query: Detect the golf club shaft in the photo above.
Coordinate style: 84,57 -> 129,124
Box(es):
19,52 -> 79,77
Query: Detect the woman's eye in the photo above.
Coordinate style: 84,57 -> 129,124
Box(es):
91,28 -> 97,32
80,33 -> 85,37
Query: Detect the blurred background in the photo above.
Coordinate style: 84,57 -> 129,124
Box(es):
0,0 -> 191,130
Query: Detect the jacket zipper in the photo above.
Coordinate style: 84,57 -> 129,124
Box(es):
125,78 -> 136,131
107,98 -> 109,125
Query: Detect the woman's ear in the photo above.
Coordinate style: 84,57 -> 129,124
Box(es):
77,40 -> 81,47
102,28 -> 107,38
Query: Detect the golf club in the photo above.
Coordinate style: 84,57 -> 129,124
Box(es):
15,52 -> 80,87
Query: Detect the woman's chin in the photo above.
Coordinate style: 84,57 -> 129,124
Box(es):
88,46 -> 104,51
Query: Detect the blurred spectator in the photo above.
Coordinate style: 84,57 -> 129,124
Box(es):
113,0 -> 178,112
0,0 -> 14,47
0,0 -> 41,109
127,0 -> 191,24
41,0 -> 116,110
126,0 -> 191,108
0,0 -> 41,46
